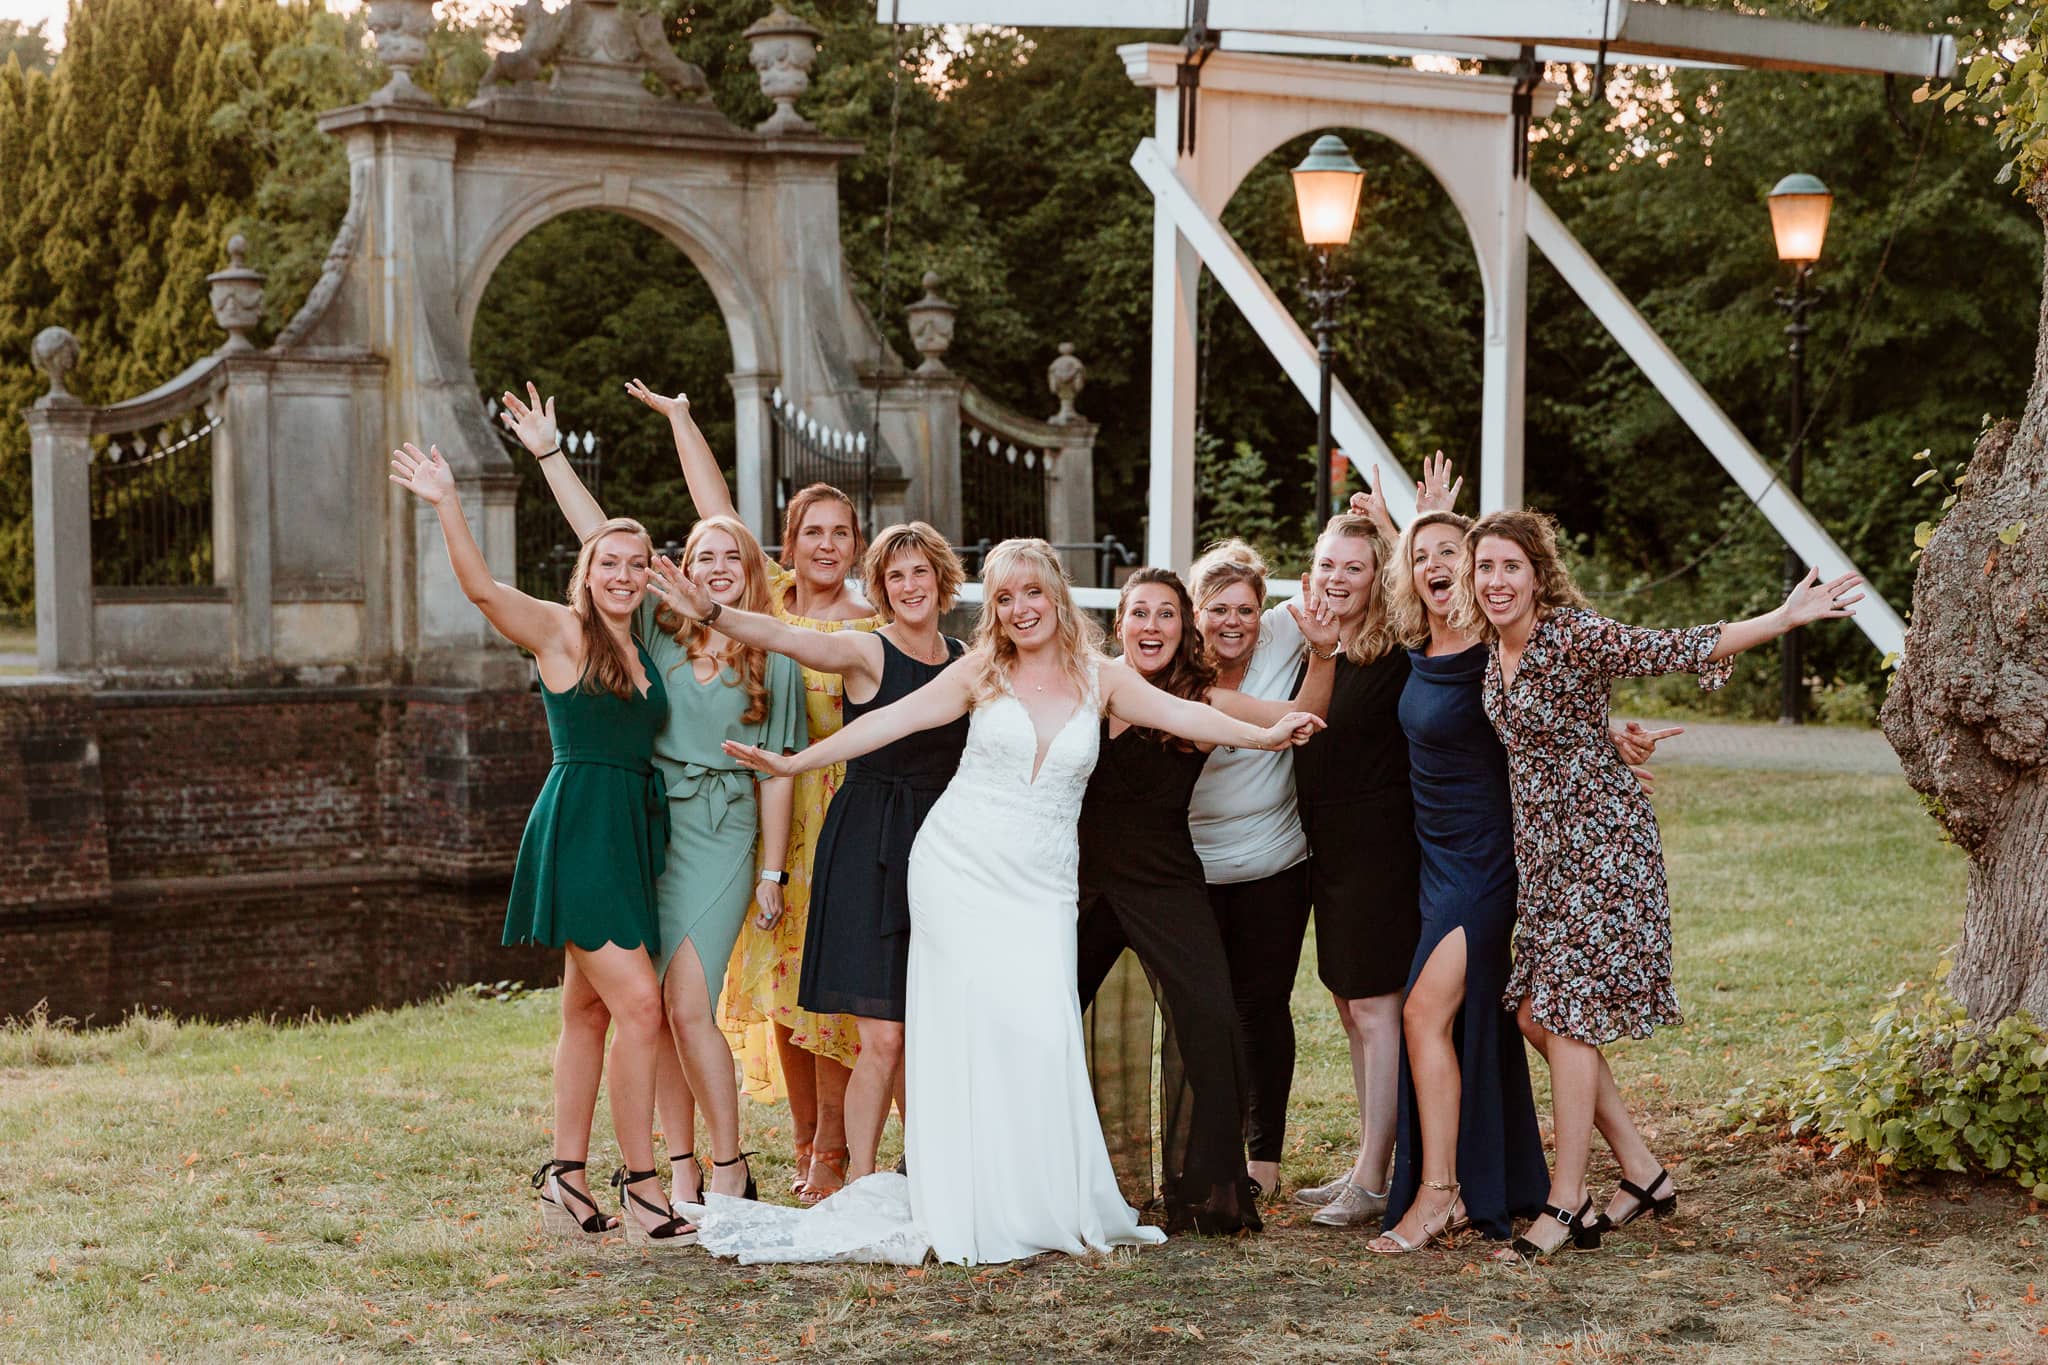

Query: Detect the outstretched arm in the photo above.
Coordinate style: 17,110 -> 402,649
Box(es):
390,443 -> 574,657
499,383 -> 607,543
1103,661 -> 1323,751
725,656 -> 975,777
1212,580 -> 1338,724
648,555 -> 882,690
1706,569 -> 1864,662
625,380 -> 736,521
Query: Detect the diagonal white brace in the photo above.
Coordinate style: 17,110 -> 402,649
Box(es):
1527,192 -> 1905,659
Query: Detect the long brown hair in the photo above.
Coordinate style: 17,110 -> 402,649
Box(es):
1389,510 -> 1473,648
1314,514 -> 1399,665
656,514 -> 774,723
567,517 -> 655,701
1113,567 -> 1216,748
1449,508 -> 1588,645
779,483 -> 866,577
966,538 -> 1101,706
860,521 -> 964,622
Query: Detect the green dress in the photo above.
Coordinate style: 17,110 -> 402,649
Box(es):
503,639 -> 671,953
639,601 -> 807,996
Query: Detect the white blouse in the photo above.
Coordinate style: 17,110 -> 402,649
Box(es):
1188,604 -> 1309,885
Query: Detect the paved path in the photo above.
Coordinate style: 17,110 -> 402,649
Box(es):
1616,716 -> 1901,775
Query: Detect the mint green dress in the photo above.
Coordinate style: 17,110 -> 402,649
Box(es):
639,601 -> 807,996
503,639 -> 670,953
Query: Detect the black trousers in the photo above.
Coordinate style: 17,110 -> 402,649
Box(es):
1205,861 -> 1313,1164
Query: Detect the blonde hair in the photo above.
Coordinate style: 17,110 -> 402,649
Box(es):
1449,508 -> 1588,645
1388,510 -> 1474,648
1311,514 -> 1398,665
656,514 -> 774,723
860,521 -> 964,623
965,538 -> 1101,706
566,517 -> 654,701
1189,537 -> 1268,610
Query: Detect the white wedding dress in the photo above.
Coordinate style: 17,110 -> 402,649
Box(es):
696,665 -> 1165,1266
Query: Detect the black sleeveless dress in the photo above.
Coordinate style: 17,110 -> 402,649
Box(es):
1076,720 -> 1259,1235
797,634 -> 967,1020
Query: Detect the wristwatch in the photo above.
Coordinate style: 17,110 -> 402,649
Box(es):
757,869 -> 788,886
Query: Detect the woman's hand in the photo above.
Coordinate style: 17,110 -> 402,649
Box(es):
389,442 -> 455,505
624,378 -> 691,421
1611,720 -> 1681,767
1288,572 -> 1341,655
1348,470 -> 1399,540
723,740 -> 798,779
1779,568 -> 1865,630
1416,451 -> 1462,514
1256,711 -> 1326,750
497,382 -> 560,458
648,553 -> 716,620
751,878 -> 785,931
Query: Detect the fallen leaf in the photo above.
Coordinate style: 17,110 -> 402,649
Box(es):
482,1273 -> 510,1289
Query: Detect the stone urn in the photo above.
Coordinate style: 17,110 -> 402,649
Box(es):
904,272 -> 956,376
208,235 -> 267,354
1048,342 -> 1086,423
744,5 -> 822,135
31,325 -> 80,406
365,0 -> 436,106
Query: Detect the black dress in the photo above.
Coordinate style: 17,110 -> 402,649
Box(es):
796,634 -> 967,1020
1076,720 -> 1259,1235
1385,643 -> 1547,1240
1292,651 -> 1422,999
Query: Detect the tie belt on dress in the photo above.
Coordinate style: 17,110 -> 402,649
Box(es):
660,761 -> 757,835
549,748 -> 671,881
842,766 -> 951,936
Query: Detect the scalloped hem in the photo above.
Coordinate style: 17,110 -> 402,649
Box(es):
503,932 -> 657,956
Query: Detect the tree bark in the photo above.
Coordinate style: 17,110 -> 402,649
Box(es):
1879,188 -> 2048,1025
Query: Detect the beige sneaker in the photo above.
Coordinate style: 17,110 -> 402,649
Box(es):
1292,1175 -> 1353,1208
1310,1181 -> 1389,1227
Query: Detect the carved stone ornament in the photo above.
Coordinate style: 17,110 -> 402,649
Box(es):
208,234 -> 267,354
31,325 -> 80,406
479,0 -> 711,104
365,0 -> 436,107
744,5 -> 822,135
904,271 -> 956,377
1047,342 -> 1086,423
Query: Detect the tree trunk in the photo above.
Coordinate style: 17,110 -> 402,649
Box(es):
1879,188 -> 2048,1026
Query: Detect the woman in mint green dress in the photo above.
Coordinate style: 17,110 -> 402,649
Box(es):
388,443 -> 693,1246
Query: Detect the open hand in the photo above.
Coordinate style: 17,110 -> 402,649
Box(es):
1780,568 -> 1865,629
624,378 -> 690,420
389,442 -> 455,505
498,382 -> 559,457
648,553 -> 715,620
1287,572 -> 1342,655
1260,711 -> 1326,750
723,740 -> 797,779
1416,451 -> 1462,514
752,879 -> 785,931
1611,720 -> 1682,766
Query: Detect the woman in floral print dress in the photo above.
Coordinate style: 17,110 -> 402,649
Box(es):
1453,509 -> 1864,1263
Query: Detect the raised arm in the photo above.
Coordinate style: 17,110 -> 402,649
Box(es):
648,555 -> 882,691
724,656 -> 975,778
499,383 -> 607,543
390,443 -> 575,658
625,380 -> 736,521
1213,583 -> 1338,723
1102,661 -> 1323,751
1705,569 -> 1864,662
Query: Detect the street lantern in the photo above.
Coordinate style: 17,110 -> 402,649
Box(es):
1768,172 -> 1831,725
1291,134 -> 1365,522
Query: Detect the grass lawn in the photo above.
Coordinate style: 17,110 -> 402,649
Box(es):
4,767 -> 2043,1363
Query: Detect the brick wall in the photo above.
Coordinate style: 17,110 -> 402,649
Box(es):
379,688 -> 554,883
0,680 -> 111,910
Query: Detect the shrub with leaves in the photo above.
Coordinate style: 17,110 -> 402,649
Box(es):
1727,964 -> 2048,1199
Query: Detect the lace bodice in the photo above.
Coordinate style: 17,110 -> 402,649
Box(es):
945,666 -> 1102,831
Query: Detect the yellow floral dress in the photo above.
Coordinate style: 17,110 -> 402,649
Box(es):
719,561 -> 882,1098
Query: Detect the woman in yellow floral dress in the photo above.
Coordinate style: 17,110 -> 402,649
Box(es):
628,381 -> 876,1204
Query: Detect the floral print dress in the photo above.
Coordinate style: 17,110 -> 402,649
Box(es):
1483,606 -> 1732,1046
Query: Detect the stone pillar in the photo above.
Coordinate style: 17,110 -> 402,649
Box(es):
211,354 -> 276,668
727,370 -> 779,541
1044,344 -> 1098,582
26,327 -> 94,674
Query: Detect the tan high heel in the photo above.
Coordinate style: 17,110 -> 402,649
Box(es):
1368,1179 -> 1464,1256
799,1147 -> 848,1206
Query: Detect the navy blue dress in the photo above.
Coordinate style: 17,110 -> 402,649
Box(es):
1384,643 -> 1548,1240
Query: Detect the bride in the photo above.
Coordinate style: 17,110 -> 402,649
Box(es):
691,538 -> 1322,1266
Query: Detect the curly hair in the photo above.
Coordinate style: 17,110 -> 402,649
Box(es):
1314,514 -> 1399,665
1387,510 -> 1473,649
656,514 -> 774,724
779,483 -> 866,575
965,538 -> 1102,707
565,517 -> 654,701
860,521 -> 964,623
1449,508 -> 1588,645
1112,568 -> 1217,746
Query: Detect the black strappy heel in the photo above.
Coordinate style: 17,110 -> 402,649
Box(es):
1504,1195 -> 1601,1263
713,1151 -> 758,1202
532,1159 -> 617,1236
669,1150 -> 703,1213
610,1166 -> 698,1246
1608,1168 -> 1678,1228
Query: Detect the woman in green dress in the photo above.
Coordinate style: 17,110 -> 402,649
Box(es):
387,443 -> 691,1245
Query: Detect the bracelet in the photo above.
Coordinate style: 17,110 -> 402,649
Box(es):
757,869 -> 788,886
536,446 -> 563,461
1312,642 -> 1340,661
698,601 -> 722,627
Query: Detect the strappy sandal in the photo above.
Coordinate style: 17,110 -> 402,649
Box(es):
712,1151 -> 759,1202
1368,1179 -> 1466,1256
532,1158 -> 618,1236
1497,1195 -> 1601,1265
610,1166 -> 698,1246
798,1147 -> 847,1206
789,1140 -> 814,1198
1605,1167 -> 1678,1229
669,1150 -> 703,1216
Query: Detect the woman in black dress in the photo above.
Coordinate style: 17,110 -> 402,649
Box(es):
650,522 -> 968,1187
1075,569 -> 1338,1234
